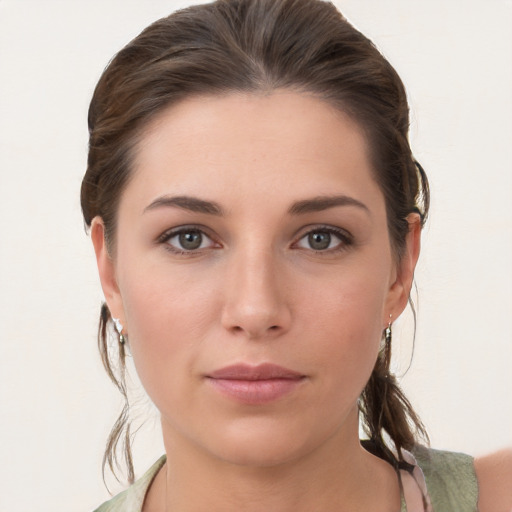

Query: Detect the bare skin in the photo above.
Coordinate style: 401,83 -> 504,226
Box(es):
92,91 -> 511,511
144,448 -> 512,512
475,448 -> 512,512
143,410 -> 402,512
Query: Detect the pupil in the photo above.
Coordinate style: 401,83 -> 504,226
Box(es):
309,232 -> 331,250
179,231 -> 202,250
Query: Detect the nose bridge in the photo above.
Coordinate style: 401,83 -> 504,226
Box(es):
221,240 -> 290,338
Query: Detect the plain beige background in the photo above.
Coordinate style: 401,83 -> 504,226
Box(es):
0,1 -> 511,510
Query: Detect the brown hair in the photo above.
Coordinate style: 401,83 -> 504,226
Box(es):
81,0 -> 430,484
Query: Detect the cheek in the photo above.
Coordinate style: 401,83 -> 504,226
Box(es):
117,263 -> 222,407
115,238 -> 392,427
295,266 -> 389,394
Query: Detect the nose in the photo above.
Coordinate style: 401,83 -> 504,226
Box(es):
220,247 -> 292,340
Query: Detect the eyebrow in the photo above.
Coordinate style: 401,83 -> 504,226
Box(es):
143,195 -> 224,216
288,195 -> 370,215
143,194 -> 369,217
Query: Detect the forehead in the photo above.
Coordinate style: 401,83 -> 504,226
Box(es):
126,91 -> 384,212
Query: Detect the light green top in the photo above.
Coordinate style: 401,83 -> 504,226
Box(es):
93,456 -> 166,512
92,447 -> 478,512
414,446 -> 478,511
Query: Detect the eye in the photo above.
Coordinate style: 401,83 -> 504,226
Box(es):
295,227 -> 352,252
159,227 -> 218,253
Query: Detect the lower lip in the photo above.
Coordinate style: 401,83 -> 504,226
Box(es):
206,377 -> 304,405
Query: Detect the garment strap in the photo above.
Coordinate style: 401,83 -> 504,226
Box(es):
398,450 -> 433,512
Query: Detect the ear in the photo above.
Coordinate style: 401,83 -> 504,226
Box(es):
384,213 -> 422,324
90,216 -> 125,325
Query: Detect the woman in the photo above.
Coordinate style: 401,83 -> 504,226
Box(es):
82,0 -> 512,510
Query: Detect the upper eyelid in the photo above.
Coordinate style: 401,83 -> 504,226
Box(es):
291,226 -> 354,253
157,226 -> 221,255
293,224 -> 352,241
157,224 -> 216,243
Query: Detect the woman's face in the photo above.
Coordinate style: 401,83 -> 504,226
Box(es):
93,91 -> 418,467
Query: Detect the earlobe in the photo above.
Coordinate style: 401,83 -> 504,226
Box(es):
385,213 -> 422,323
90,217 -> 125,323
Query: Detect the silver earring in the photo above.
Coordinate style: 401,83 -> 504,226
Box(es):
384,315 -> 392,345
113,317 -> 126,345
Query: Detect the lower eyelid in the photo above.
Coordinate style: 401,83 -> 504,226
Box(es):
159,226 -> 227,257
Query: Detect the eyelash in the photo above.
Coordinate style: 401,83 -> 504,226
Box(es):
294,226 -> 354,253
157,225 -> 220,256
157,225 -> 353,256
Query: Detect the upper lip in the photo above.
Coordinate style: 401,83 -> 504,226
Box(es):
207,363 -> 304,380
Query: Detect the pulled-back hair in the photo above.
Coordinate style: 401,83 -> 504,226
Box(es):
81,0 -> 429,484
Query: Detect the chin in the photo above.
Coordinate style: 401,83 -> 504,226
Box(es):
198,414 -> 341,469
215,437 -> 311,468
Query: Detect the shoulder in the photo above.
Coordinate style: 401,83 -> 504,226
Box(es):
92,456 -> 167,512
412,445 -> 478,511
412,445 -> 512,512
474,448 -> 512,512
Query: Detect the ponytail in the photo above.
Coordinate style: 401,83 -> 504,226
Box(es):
359,323 -> 429,468
98,303 -> 135,486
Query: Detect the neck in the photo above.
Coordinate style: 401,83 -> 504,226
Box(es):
155,409 -> 400,512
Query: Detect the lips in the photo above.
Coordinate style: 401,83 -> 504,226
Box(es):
206,363 -> 306,405
208,363 -> 304,380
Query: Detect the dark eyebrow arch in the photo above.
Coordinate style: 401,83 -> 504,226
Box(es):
143,195 -> 224,216
288,195 -> 370,215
